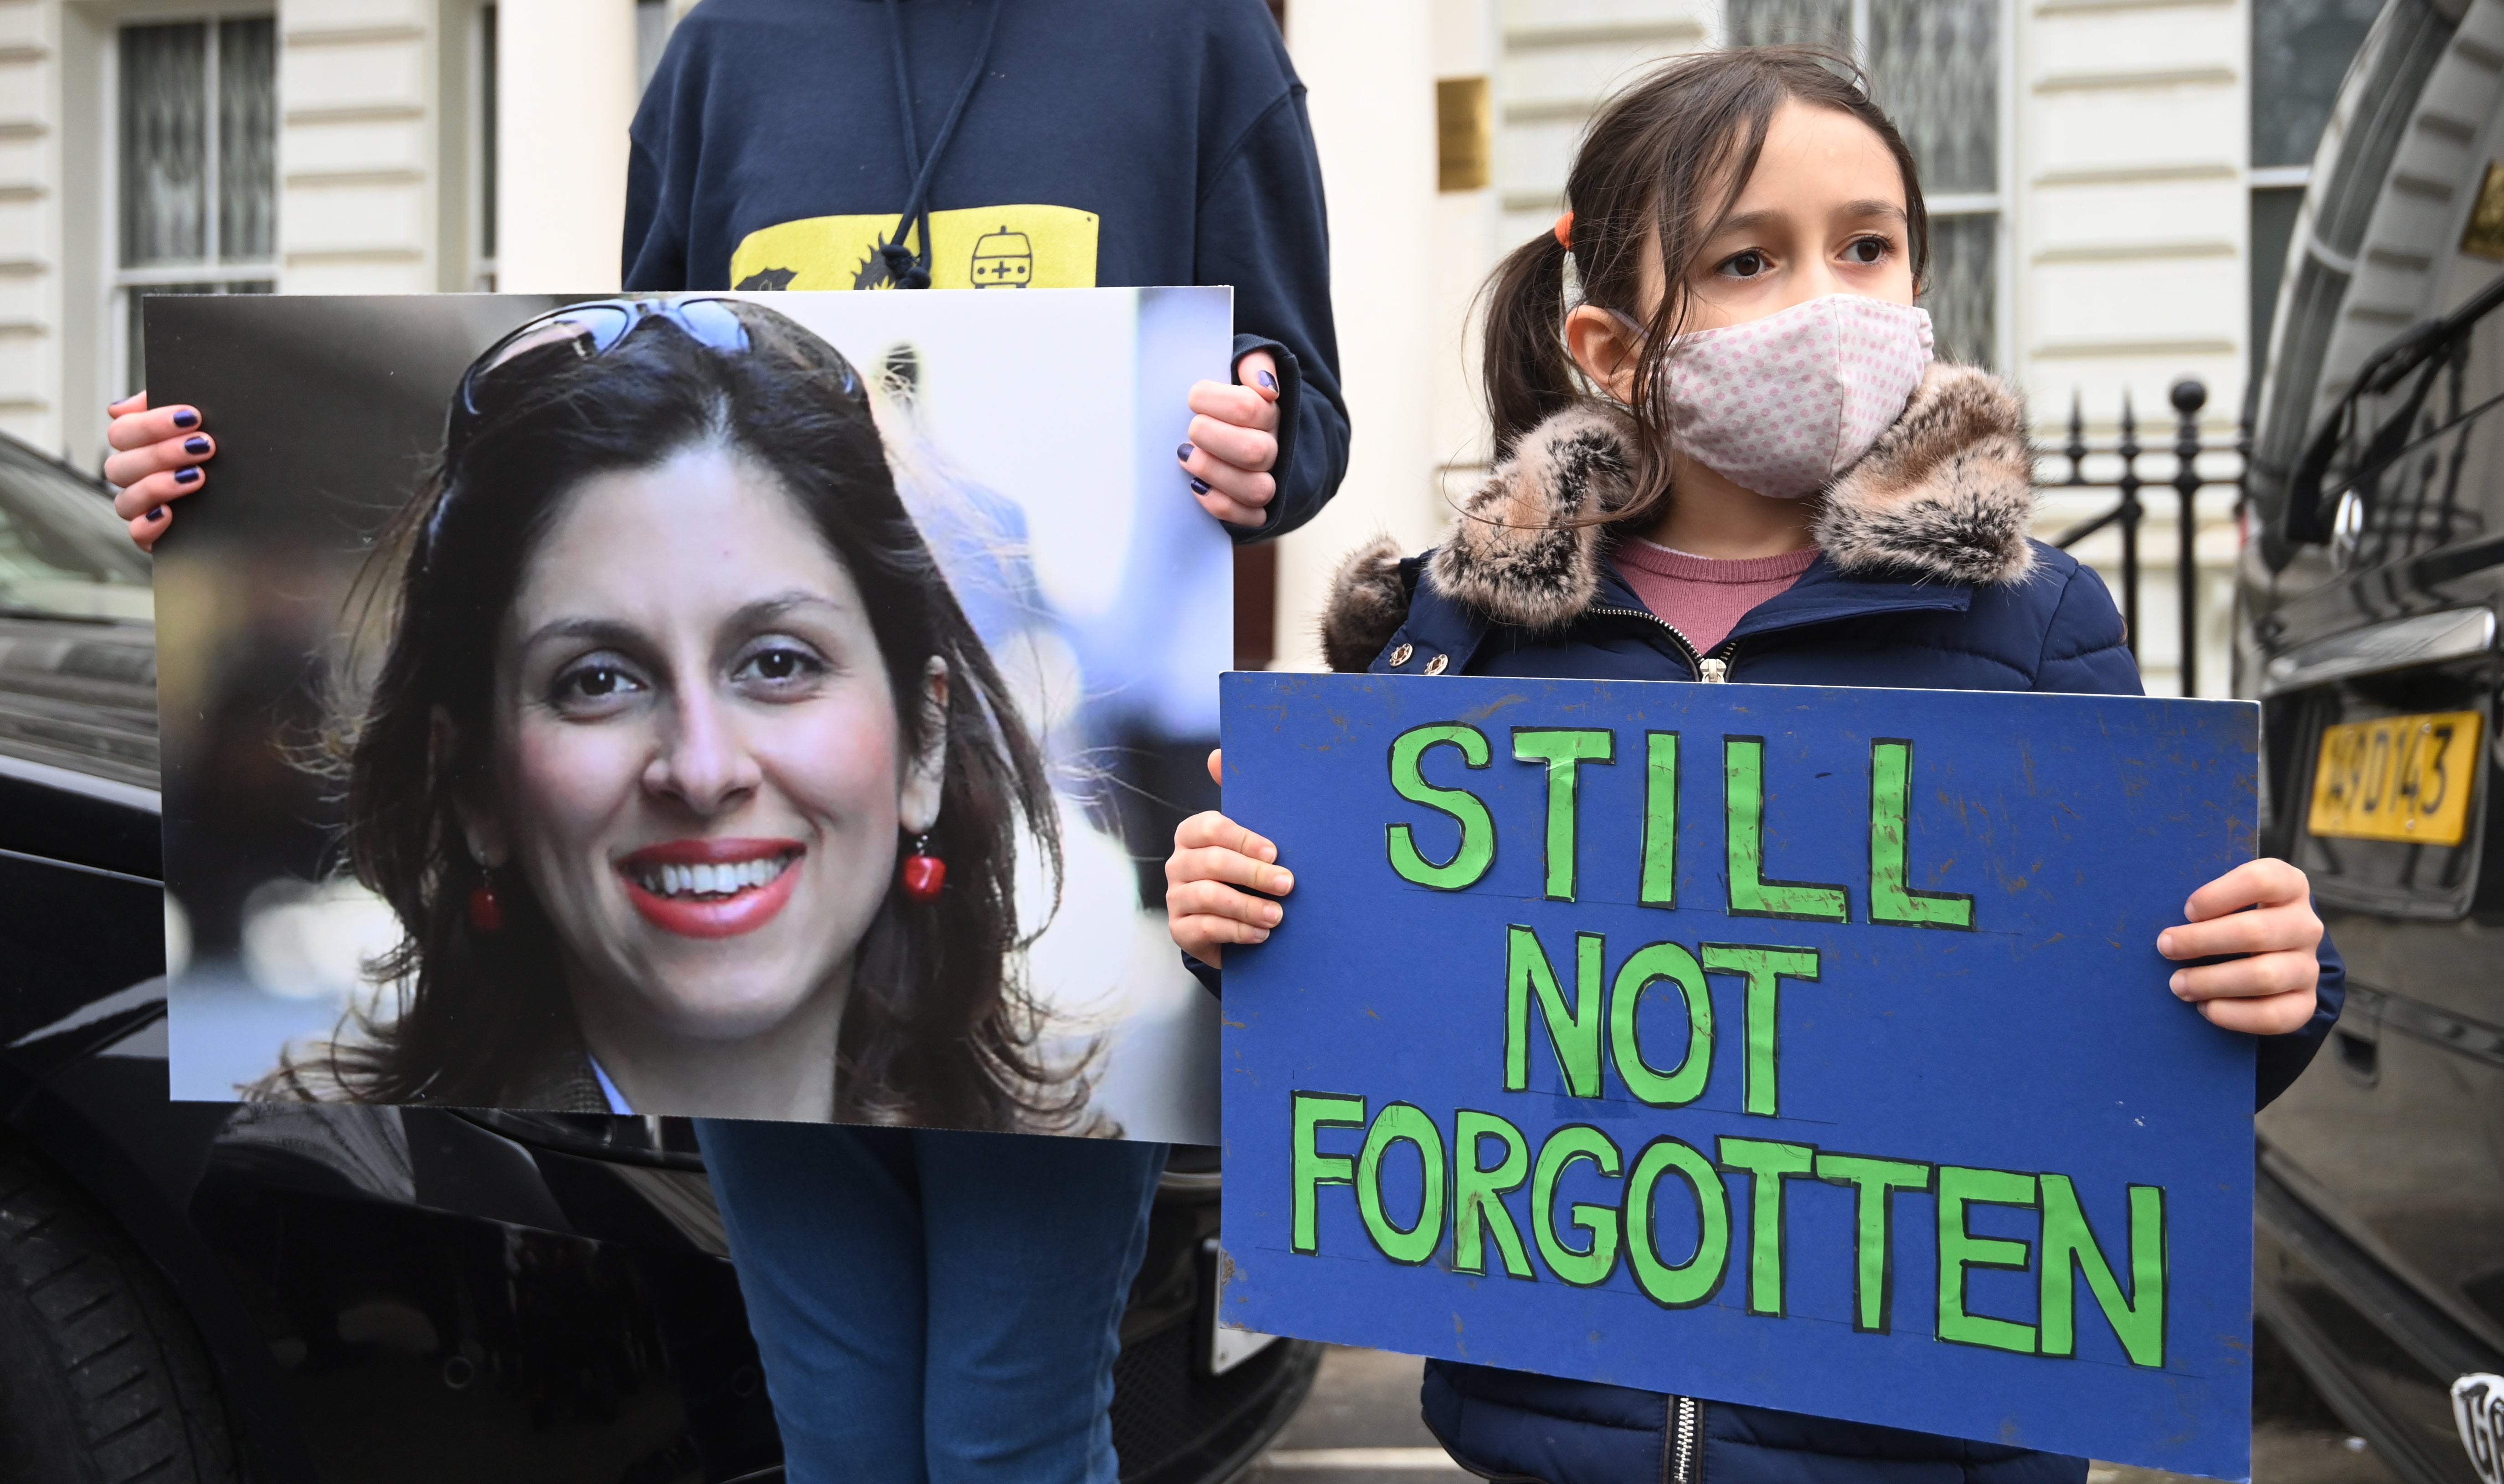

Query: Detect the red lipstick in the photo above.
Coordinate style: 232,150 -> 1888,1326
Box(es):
618,837 -> 804,939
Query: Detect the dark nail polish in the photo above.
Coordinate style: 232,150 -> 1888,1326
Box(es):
146,506 -> 166,521
1189,477 -> 1211,495
1176,442 -> 1194,462
174,467 -> 200,484
171,409 -> 199,429
183,436 -> 210,455
1256,370 -> 1278,391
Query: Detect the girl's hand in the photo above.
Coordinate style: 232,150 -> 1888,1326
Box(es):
1179,349 -> 1281,528
103,393 -> 213,552
1166,747 -> 1294,968
2156,858 -> 2323,1035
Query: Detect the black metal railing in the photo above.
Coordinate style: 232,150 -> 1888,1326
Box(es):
2038,379 -> 2249,695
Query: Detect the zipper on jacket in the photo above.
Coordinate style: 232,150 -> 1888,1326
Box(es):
1587,605 -> 1741,683
1669,1396 -> 1705,1484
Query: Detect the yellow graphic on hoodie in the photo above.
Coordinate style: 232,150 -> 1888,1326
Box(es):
730,205 -> 1099,291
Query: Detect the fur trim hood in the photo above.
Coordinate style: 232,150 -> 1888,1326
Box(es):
1318,363 -> 2035,671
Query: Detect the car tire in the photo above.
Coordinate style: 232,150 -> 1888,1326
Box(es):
0,1141 -> 244,1484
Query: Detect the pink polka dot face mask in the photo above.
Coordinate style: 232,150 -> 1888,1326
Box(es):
1656,293 -> 1934,500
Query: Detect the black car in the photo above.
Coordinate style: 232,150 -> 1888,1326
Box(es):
0,431 -> 1317,1482
2241,3 -> 2504,1481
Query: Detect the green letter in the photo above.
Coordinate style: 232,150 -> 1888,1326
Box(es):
1504,925 -> 1604,1099
2039,1174 -> 2166,1367
1717,1137 -> 1817,1316
1387,723 -> 1496,890
1700,944 -> 1820,1117
1531,1125 -> 1623,1286
1641,731 -> 1679,908
1936,1166 -> 2039,1354
1869,740 -> 1975,930
1356,1103 -> 1448,1265
1724,736 -> 1849,922
1452,1109 -> 1535,1279
1291,1092 -> 1367,1254
1609,940 -> 1712,1107
1514,727 -> 1616,901
1814,1153 -> 1932,1333
1625,1136 -> 1729,1307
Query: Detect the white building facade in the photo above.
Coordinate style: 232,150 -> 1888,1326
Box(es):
2,0 -> 2371,695
3,0 -> 665,473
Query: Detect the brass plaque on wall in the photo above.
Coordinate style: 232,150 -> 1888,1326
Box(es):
1437,76 -> 1491,193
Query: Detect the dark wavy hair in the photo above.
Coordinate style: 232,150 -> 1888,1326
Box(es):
284,298 -> 1077,1131
1479,46 -> 1931,523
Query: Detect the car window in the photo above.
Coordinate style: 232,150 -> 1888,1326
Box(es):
2329,284 -> 2504,570
0,436 -> 150,623
2251,0 -> 2457,514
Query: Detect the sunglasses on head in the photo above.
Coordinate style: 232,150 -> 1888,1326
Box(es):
445,295 -> 867,458
423,295 -> 869,565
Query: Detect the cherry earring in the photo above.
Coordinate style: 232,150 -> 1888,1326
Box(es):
468,852 -> 505,933
900,833 -> 946,903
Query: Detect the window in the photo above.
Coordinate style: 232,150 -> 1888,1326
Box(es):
1722,0 -> 2006,368
114,17 -> 278,389
2249,0 -> 2379,385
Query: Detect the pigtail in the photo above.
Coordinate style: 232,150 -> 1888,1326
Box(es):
1481,231 -> 1584,459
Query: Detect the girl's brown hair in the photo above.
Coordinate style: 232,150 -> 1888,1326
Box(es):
283,300 -> 1080,1132
1481,46 -> 1931,521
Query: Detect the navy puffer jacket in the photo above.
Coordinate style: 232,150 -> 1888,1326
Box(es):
1304,366 -> 2344,1484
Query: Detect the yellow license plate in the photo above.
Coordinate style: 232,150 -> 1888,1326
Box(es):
2308,709 -> 2485,845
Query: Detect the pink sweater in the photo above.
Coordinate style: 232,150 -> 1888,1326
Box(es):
1612,539 -> 1818,656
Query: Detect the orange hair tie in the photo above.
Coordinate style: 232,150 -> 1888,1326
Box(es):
1553,210 -> 1574,249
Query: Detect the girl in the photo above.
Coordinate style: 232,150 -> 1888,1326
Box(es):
1166,47 -> 2341,1484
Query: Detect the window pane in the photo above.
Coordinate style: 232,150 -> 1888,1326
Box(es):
119,23 -> 208,268
2252,0 -> 2380,169
2250,185 -> 2306,383
1923,214 -> 1996,367
218,18 -> 277,263
1869,0 -> 1996,195
1724,0 -> 1851,50
635,0 -> 669,89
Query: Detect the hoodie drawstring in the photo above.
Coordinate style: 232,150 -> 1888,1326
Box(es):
878,0 -> 1003,289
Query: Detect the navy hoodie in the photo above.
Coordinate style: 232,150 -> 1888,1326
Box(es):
623,0 -> 1348,538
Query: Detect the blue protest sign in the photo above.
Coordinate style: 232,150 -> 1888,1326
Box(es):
1218,673 -> 2259,1479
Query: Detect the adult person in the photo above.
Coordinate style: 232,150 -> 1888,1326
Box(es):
620,10 -> 1348,1480
109,3 -> 1345,1479
247,296 -> 1086,1131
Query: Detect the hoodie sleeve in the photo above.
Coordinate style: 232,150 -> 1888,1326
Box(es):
1196,84 -> 1348,542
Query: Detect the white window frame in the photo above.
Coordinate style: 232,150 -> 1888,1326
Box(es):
103,10 -> 280,391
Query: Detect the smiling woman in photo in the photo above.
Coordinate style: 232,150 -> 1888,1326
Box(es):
270,295 -> 1080,1129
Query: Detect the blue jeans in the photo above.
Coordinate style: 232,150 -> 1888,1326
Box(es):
695,1119 -> 1168,1484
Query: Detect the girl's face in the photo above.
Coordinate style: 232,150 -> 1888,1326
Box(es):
1679,98 -> 1916,331
1568,99 -> 1916,396
469,444 -> 945,1044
